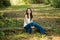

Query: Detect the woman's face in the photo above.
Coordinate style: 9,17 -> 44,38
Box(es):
27,9 -> 31,14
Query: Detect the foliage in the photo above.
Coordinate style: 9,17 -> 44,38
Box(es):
29,0 -> 43,4
0,30 -> 5,40
24,0 -> 43,4
0,0 -> 11,8
44,0 -> 60,8
52,0 -> 60,8
44,0 -> 50,4
0,12 -> 5,27
0,30 -> 5,37
0,21 -> 4,27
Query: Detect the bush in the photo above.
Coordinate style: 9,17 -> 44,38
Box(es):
52,0 -> 60,8
0,30 -> 5,40
44,0 -> 50,4
44,0 -> 60,8
29,0 -> 43,4
0,0 -> 11,8
0,30 -> 5,37
24,0 -> 44,4
0,13 -> 5,27
0,21 -> 4,27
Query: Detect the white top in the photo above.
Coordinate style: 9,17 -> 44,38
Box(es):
24,18 -> 33,27
24,15 -> 33,27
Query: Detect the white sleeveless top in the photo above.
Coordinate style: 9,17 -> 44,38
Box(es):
24,15 -> 33,27
24,18 -> 33,27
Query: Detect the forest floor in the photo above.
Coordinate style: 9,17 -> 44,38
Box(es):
0,4 -> 60,40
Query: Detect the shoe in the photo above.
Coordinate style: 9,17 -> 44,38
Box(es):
42,34 -> 46,38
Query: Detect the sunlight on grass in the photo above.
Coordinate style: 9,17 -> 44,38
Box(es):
10,0 -> 27,5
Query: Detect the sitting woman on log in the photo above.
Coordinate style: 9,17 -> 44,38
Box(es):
24,8 -> 46,34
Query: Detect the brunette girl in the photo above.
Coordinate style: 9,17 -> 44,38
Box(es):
24,8 -> 46,34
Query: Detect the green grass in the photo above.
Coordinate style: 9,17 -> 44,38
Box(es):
0,4 -> 60,40
4,19 -> 24,28
9,5 -> 30,10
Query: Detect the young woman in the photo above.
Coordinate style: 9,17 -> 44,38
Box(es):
24,8 -> 46,34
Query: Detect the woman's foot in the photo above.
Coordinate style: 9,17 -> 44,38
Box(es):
41,34 -> 46,38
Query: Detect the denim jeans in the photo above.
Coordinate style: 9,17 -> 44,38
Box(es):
24,22 -> 46,34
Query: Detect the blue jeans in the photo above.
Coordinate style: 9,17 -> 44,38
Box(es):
24,22 -> 46,34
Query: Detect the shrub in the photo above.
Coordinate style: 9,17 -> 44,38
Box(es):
0,30 -> 5,40
52,0 -> 60,8
44,0 -> 60,8
24,0 -> 44,4
0,13 -> 5,27
44,0 -> 50,4
0,0 -> 11,8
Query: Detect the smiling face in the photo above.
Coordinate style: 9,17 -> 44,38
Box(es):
26,8 -> 33,19
27,9 -> 31,14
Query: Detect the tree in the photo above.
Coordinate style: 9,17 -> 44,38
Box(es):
0,0 -> 11,8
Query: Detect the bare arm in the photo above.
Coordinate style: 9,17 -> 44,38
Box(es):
24,15 -> 28,24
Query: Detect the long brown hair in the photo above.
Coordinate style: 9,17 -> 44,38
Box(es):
26,8 -> 33,20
